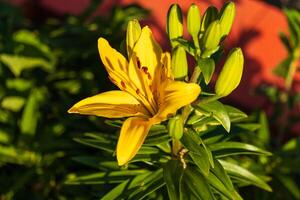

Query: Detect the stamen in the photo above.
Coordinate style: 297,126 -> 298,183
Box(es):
147,74 -> 152,80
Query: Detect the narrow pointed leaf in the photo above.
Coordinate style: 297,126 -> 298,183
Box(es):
196,100 -> 230,132
163,159 -> 184,200
219,160 -> 272,192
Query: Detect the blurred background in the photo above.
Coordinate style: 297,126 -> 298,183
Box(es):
0,0 -> 299,199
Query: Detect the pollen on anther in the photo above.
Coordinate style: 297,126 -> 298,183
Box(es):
147,74 -> 152,80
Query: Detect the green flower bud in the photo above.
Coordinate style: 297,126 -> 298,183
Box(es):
201,20 -> 221,57
187,4 -> 201,38
167,4 -> 183,48
200,6 -> 218,37
126,19 -> 141,58
171,46 -> 188,80
215,48 -> 244,97
219,1 -> 236,39
168,115 -> 184,139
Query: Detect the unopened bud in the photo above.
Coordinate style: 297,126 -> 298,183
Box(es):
215,48 -> 244,97
168,115 -> 184,139
126,19 -> 141,58
167,4 -> 183,48
219,1 -> 235,39
171,46 -> 188,80
200,6 -> 218,37
187,4 -> 201,38
201,20 -> 221,57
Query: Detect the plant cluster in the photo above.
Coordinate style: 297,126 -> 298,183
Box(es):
66,2 -> 273,199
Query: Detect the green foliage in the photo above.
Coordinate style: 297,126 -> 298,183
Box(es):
273,8 -> 300,89
3,1 -> 297,199
0,1 -> 147,199
65,2 -> 272,199
244,8 -> 300,199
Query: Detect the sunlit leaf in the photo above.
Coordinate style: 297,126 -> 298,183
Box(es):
196,100 -> 231,132
219,159 -> 272,192
181,130 -> 210,176
0,54 -> 53,76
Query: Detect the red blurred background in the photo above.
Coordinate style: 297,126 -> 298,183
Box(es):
9,0 -> 300,133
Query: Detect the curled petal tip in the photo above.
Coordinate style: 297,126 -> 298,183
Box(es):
68,107 -> 78,113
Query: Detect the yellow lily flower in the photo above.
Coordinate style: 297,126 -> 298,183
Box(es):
68,26 -> 201,165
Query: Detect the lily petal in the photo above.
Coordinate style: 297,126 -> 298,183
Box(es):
126,27 -> 163,113
132,26 -> 162,83
152,81 -> 201,123
98,38 -> 132,91
68,90 -> 149,118
117,117 -> 153,165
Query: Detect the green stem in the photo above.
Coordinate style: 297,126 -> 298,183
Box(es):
285,48 -> 300,90
172,36 -> 203,156
172,139 -> 182,156
192,35 -> 201,59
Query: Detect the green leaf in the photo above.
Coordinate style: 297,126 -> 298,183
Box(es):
144,125 -> 170,146
0,54 -> 53,76
163,159 -> 184,200
209,141 -> 271,157
172,37 -> 195,56
196,100 -> 230,132
74,133 -> 117,153
1,96 -> 25,112
0,145 -> 41,165
66,169 -> 149,185
6,78 -> 33,92
0,130 -> 10,144
275,173 -> 300,199
224,105 -> 247,122
101,171 -> 153,200
72,156 -> 105,169
198,58 -> 215,84
282,137 -> 300,152
257,111 -> 270,147
183,165 -> 214,200
279,32 -> 292,53
219,159 -> 272,192
181,130 -> 210,176
284,8 -> 300,46
20,89 -> 44,136
13,30 -> 54,60
138,146 -> 160,154
273,56 -> 293,78
207,173 -> 232,199
104,119 -> 123,128
209,159 -> 242,200
127,169 -> 165,200
234,123 -> 261,132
